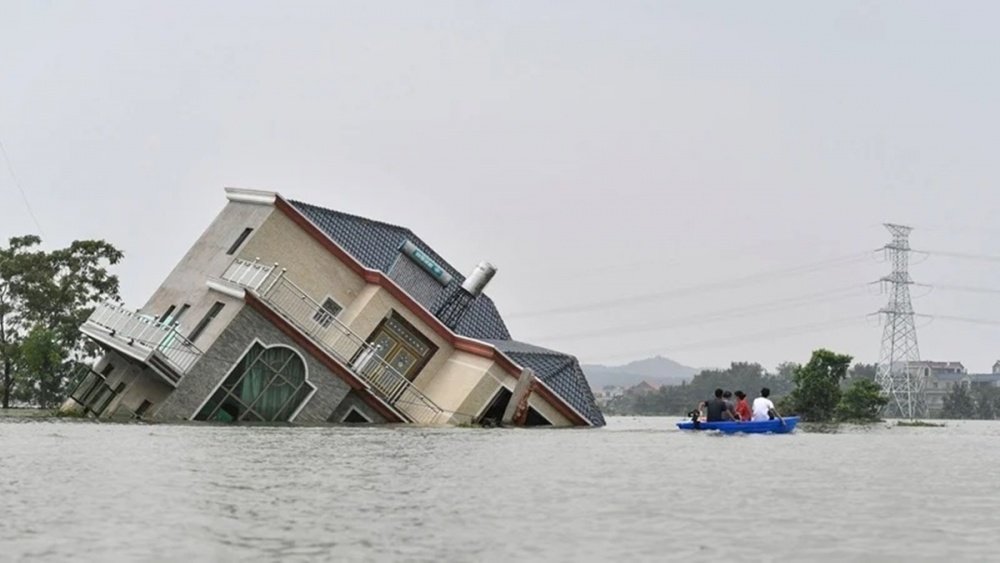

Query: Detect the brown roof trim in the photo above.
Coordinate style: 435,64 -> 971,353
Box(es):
530,380 -> 590,426
272,195 -> 591,426
244,291 -> 406,423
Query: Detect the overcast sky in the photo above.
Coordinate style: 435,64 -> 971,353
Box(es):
3,1 -> 1000,372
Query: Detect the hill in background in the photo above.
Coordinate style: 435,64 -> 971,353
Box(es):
582,356 -> 699,389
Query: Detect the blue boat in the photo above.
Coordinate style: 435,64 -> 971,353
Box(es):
676,416 -> 799,434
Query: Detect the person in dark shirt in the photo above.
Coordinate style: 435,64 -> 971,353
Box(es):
697,388 -> 738,422
722,390 -> 735,414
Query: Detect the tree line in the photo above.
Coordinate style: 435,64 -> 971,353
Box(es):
941,384 -> 1000,420
604,351 -> 886,423
0,235 -> 122,409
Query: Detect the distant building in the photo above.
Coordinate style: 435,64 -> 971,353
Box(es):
60,188 -> 604,427
591,385 -> 625,408
603,385 -> 625,398
911,361 -> 1000,415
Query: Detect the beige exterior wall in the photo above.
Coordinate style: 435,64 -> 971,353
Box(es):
446,361 -> 574,426
420,351 -> 501,424
140,194 -> 276,352
238,208 -> 367,316
238,209 -> 476,409
527,388 -> 573,426
93,352 -> 174,419
341,286 -> 455,388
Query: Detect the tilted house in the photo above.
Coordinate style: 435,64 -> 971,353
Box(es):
62,188 -> 605,427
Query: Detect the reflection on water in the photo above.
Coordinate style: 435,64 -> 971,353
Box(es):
1,417 -> 997,562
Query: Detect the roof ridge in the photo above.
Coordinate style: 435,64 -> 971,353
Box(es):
484,339 -> 572,357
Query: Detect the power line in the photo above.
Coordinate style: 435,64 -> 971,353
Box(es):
582,316 -> 865,364
543,235 -> 851,281
505,251 -> 876,319
921,283 -> 1000,296
913,249 -> 1000,263
0,136 -> 44,237
916,313 -> 1000,327
905,224 -> 1000,238
525,285 -> 871,343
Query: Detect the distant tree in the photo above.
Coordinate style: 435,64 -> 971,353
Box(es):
973,387 -> 1000,420
835,379 -> 888,422
848,363 -> 878,382
13,326 -> 75,409
789,349 -> 853,422
604,361 -> 798,416
942,384 -> 976,419
775,361 -> 800,382
0,236 -> 45,408
0,236 -> 122,408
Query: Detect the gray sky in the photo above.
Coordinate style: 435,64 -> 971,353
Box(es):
3,1 -> 1000,372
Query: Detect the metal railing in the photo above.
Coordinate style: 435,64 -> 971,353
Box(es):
85,302 -> 204,376
255,272 -> 444,424
222,258 -> 276,290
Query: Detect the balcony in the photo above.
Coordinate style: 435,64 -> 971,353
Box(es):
221,258 -> 275,290
80,302 -> 204,387
240,264 -> 445,424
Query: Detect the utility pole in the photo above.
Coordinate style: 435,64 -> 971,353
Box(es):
875,224 -> 924,419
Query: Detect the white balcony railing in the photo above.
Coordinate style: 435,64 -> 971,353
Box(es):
222,258 -> 275,291
254,272 -> 445,424
84,302 -> 204,381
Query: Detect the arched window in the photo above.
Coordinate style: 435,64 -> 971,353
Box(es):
195,343 -> 314,422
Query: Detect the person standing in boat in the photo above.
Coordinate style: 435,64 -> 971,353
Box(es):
751,387 -> 783,422
734,390 -> 752,421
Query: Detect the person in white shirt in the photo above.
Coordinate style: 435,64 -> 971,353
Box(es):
751,387 -> 783,423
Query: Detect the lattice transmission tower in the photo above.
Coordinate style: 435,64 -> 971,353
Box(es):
875,223 -> 924,419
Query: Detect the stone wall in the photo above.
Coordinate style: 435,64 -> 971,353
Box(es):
155,305 -> 387,423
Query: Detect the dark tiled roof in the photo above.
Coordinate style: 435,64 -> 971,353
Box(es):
289,199 -> 604,427
485,339 -> 606,427
290,200 -> 510,340
924,372 -> 1000,383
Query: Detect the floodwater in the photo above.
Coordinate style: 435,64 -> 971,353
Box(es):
1,416 -> 998,562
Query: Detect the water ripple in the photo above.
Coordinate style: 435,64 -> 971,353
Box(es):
0,418 -> 997,561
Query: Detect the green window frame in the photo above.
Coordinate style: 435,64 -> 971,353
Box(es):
195,343 -> 314,422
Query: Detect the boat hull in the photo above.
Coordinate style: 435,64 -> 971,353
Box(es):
676,416 -> 799,434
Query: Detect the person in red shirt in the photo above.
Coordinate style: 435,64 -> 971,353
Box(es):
734,390 -> 752,421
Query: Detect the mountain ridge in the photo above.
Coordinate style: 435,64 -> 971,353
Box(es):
582,355 -> 700,389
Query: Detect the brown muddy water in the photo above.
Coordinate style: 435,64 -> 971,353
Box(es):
0,416 -> 996,562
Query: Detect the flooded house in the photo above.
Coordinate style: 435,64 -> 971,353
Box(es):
60,188 -> 605,428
